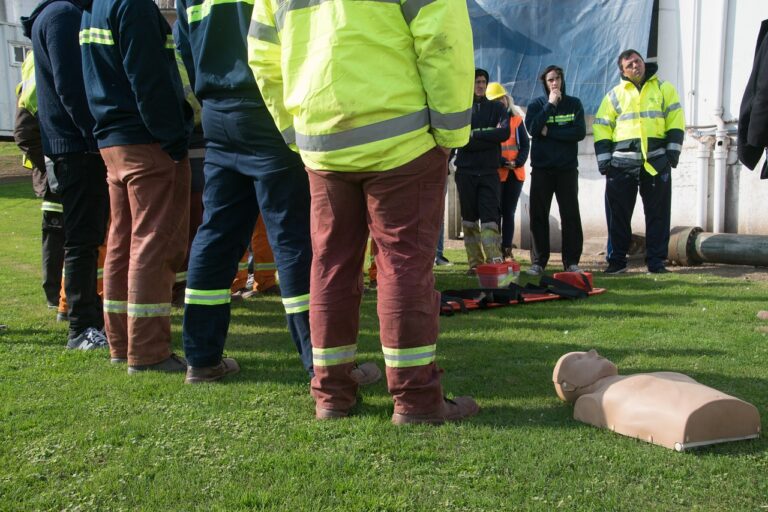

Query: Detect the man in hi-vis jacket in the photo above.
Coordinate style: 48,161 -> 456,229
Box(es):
248,0 -> 480,424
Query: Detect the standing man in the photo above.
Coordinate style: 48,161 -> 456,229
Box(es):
22,0 -> 110,350
80,0 -> 193,373
13,50 -> 65,312
248,0 -> 479,423
738,20 -> 768,177
525,65 -> 586,276
594,50 -> 684,274
175,0 -> 383,385
454,69 -> 510,273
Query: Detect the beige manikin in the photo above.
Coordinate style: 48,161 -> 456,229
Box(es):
552,350 -> 761,451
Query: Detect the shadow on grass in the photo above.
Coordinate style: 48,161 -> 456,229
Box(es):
0,180 -> 33,199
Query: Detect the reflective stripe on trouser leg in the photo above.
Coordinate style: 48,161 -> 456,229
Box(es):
382,344 -> 436,368
283,294 -> 313,375
462,221 -> 484,268
480,221 -> 502,262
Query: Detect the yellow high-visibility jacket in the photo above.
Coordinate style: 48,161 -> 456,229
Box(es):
247,0 -> 474,171
593,65 -> 684,176
17,51 -> 37,114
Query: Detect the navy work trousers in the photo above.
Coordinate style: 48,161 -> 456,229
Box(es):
605,166 -> 672,271
182,100 -> 313,374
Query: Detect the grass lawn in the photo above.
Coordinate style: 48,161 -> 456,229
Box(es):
1,179 -> 766,511
0,142 -> 21,157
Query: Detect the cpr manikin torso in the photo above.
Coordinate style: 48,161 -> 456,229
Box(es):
553,350 -> 761,451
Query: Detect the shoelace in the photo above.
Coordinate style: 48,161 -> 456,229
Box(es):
85,328 -> 108,347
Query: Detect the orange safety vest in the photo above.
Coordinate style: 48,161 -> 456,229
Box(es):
498,115 -> 526,182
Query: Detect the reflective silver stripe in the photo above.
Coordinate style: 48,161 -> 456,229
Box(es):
429,108 -> 471,131
296,108 -> 428,152
593,118 -> 613,126
249,20 -> 279,44
281,126 -> 296,145
41,201 -> 63,212
596,153 -> 612,163
276,0 -> 398,30
612,151 -> 643,161
617,110 -> 665,121
128,303 -> 172,318
188,148 -> 205,159
666,143 -> 682,152
402,0 -> 436,24
647,148 -> 666,158
665,102 -> 681,114
608,90 -> 622,115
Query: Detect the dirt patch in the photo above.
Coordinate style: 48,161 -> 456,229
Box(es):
0,155 -> 28,184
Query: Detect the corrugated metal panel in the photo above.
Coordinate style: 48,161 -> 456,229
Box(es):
0,22 -> 26,138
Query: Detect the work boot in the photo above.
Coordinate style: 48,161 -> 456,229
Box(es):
128,353 -> 187,374
66,327 -> 108,350
502,246 -> 514,262
392,396 -> 480,426
462,221 -> 484,269
480,222 -> 503,262
349,362 -> 382,386
315,404 -> 351,420
185,357 -> 240,384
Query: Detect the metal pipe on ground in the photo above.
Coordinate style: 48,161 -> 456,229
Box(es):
668,226 -> 768,267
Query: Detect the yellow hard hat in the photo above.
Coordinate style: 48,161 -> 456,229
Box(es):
486,82 -> 508,101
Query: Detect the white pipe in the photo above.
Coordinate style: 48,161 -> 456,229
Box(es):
687,0 -> 700,126
711,0 -> 729,233
696,139 -> 710,230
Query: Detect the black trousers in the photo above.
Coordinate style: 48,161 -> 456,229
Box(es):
529,167 -> 583,268
41,202 -> 65,306
52,152 -> 109,338
454,171 -> 500,223
605,166 -> 671,271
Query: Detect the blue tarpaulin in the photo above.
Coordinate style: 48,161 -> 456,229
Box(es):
469,0 -> 653,114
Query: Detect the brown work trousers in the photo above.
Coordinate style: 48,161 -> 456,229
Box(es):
100,144 -> 190,365
308,147 -> 447,415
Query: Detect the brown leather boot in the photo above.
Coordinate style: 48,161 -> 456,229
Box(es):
185,357 -> 240,384
349,362 -> 382,386
391,396 -> 480,425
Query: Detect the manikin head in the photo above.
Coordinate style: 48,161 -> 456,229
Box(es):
552,349 -> 619,402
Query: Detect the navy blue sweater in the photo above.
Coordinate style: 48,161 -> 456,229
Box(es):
455,96 -> 511,173
525,79 -> 586,172
80,0 -> 192,161
175,0 -> 262,102
22,0 -> 97,156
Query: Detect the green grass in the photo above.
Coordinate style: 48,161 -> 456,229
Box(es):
0,142 -> 21,157
1,180 -> 767,511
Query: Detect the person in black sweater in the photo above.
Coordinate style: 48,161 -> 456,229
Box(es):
454,68 -> 510,273
524,65 -> 586,275
22,0 -> 109,350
